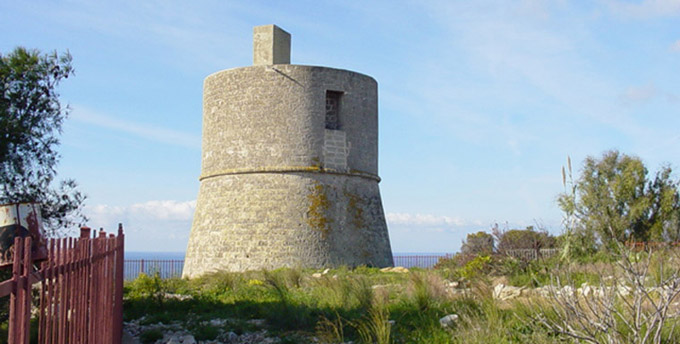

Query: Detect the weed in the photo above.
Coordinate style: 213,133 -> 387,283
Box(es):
139,328 -> 163,344
191,324 -> 219,341
352,300 -> 391,344
315,312 -> 346,344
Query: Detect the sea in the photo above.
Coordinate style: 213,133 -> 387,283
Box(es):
125,251 -> 453,260
123,251 -> 454,280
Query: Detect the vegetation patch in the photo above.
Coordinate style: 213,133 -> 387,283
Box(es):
307,183 -> 333,237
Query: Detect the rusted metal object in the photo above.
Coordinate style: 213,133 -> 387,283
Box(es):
0,203 -> 47,267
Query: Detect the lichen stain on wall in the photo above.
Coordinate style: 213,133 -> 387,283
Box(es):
307,183 -> 332,238
344,189 -> 365,230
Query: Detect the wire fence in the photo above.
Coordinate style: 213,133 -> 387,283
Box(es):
503,248 -> 560,261
124,259 -> 185,280
123,255 -> 456,280
392,254 -> 453,269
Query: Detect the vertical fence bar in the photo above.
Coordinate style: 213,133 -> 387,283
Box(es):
87,232 -> 97,344
8,237 -> 23,344
97,230 -> 107,344
65,238 -> 73,343
38,259 -> 47,344
58,238 -> 67,344
105,234 -> 113,344
47,239 -> 56,344
82,227 -> 92,344
112,225 -> 125,344
19,237 -> 33,344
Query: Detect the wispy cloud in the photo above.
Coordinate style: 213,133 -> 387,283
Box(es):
672,40 -> 680,52
85,200 -> 196,226
620,83 -> 680,105
84,200 -> 196,251
621,83 -> 657,103
386,212 -> 466,227
605,0 -> 680,18
71,105 -> 200,149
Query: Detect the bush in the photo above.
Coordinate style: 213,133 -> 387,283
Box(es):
461,231 -> 494,256
126,271 -> 167,308
140,328 -> 163,344
495,226 -> 556,253
460,255 -> 493,280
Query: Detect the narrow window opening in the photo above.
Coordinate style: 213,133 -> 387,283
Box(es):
325,91 -> 342,130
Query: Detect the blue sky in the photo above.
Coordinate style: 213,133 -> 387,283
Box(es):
1,0 -> 679,253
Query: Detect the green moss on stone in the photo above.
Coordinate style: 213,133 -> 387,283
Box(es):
344,190 -> 365,229
307,183 -> 332,238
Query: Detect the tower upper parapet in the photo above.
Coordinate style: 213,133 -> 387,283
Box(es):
253,24 -> 291,65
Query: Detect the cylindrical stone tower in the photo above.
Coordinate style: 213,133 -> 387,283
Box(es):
183,25 -> 393,277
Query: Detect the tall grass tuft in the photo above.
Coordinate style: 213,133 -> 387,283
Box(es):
352,298 -> 392,344
407,271 -> 448,311
315,312 -> 346,344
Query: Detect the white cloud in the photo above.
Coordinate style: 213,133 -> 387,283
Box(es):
672,40 -> 680,52
386,212 -> 466,227
622,83 -> 657,103
85,200 -> 196,224
83,200 -> 195,251
606,0 -> 680,18
71,105 -> 200,149
620,83 -> 680,105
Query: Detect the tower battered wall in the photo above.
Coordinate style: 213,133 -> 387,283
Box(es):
183,64 -> 393,277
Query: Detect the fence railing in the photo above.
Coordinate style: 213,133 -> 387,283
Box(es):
125,259 -> 184,280
0,226 -> 124,344
625,241 -> 680,251
393,254 -> 453,269
123,255 -> 457,280
503,248 -> 560,261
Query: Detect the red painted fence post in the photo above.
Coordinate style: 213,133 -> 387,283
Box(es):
113,224 -> 125,344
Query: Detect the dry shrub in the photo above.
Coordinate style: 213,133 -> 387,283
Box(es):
534,245 -> 680,344
407,271 -> 449,311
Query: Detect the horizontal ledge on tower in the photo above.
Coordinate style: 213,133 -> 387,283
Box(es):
199,166 -> 381,182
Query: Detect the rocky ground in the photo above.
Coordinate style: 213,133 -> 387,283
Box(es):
123,318 -> 281,344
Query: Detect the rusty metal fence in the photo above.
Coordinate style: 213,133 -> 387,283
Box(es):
123,255 -> 457,280
393,254 -> 453,268
124,259 -> 184,280
503,248 -> 560,261
0,226 -> 124,344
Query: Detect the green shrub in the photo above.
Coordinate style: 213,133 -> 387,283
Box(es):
140,328 -> 163,344
126,271 -> 166,308
461,231 -> 494,256
191,324 -> 219,341
352,301 -> 391,344
496,226 -> 556,253
460,255 -> 492,280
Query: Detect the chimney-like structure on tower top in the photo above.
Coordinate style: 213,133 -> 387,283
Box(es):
253,24 -> 291,65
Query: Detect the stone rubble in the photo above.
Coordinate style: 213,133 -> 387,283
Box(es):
439,314 -> 459,329
124,317 -> 283,344
379,266 -> 409,273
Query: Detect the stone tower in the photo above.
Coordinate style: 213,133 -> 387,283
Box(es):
182,25 -> 393,277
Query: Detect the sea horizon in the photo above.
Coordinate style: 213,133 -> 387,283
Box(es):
125,251 -> 455,260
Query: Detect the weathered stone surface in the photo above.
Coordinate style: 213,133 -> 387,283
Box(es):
439,314 -> 459,328
493,283 -> 525,300
253,25 -> 290,66
183,27 -> 393,277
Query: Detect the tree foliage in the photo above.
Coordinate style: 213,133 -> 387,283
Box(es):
461,231 -> 494,256
558,150 -> 680,247
0,47 -> 85,235
493,225 -> 556,253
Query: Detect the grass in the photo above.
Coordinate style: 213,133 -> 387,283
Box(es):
123,266 -> 559,343
123,249 -> 680,343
